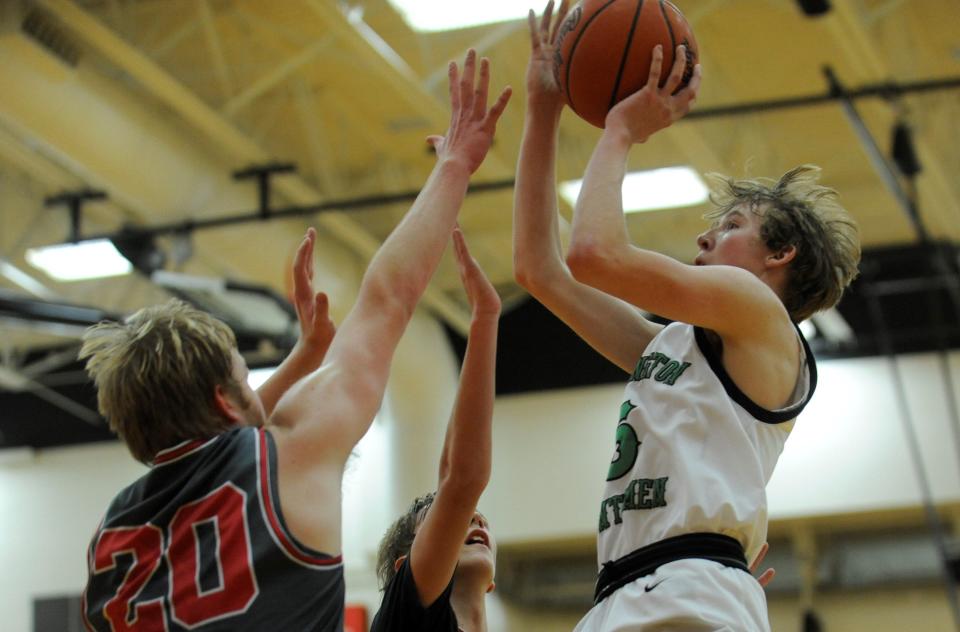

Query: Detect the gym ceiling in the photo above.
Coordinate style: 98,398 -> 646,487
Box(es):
1,0 -> 958,451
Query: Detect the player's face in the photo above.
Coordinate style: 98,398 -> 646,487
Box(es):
228,349 -> 267,427
456,510 -> 497,584
694,205 -> 772,275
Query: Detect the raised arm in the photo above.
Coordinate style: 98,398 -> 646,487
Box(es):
565,45 -> 778,339
407,228 -> 499,606
513,1 -> 660,373
567,48 -> 803,412
256,228 -> 335,418
269,51 -> 511,553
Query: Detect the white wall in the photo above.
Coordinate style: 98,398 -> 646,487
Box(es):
483,351 -> 960,542
0,442 -> 146,632
3,349 -> 960,631
768,352 -> 960,518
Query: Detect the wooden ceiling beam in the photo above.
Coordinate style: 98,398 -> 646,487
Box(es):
301,0 -> 513,178
34,0 -> 473,333
222,37 -> 333,118
823,2 -> 960,238
198,0 -> 235,103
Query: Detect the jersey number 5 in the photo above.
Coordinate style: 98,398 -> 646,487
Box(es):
607,400 -> 641,481
90,484 -> 257,631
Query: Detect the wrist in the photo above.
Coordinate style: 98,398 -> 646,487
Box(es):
289,339 -> 326,369
434,155 -> 475,179
526,96 -> 565,122
599,125 -> 634,152
470,310 -> 501,327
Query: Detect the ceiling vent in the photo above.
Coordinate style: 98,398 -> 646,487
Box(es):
19,5 -> 80,67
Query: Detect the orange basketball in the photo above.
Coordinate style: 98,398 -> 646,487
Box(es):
554,0 -> 699,129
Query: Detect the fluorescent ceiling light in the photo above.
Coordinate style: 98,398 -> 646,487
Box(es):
388,0 -> 527,31
25,239 -> 132,281
559,166 -> 710,214
248,367 -> 277,390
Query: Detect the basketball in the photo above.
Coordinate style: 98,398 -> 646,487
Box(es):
554,0 -> 699,129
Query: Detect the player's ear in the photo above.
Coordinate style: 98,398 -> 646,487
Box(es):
213,384 -> 242,424
393,555 -> 408,573
766,244 -> 796,269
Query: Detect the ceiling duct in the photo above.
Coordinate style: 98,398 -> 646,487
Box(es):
19,4 -> 79,67
0,2 -> 79,81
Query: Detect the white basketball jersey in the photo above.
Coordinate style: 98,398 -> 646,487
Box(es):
596,322 -> 815,568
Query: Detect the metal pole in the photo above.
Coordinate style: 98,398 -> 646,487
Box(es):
823,66 -> 928,242
865,285 -> 960,631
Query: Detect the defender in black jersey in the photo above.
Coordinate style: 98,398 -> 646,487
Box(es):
81,50 -> 511,632
372,230 -> 499,632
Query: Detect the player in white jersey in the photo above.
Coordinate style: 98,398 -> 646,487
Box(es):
513,3 -> 861,630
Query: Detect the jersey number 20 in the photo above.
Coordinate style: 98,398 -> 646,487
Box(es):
90,484 -> 257,630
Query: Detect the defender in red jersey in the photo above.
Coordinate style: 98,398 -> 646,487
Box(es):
81,49 -> 511,632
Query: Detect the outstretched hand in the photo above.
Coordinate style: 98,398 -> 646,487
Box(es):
604,44 -> 701,143
292,228 -> 336,353
452,227 -> 501,318
526,0 -> 570,111
427,50 -> 512,174
751,542 -> 776,589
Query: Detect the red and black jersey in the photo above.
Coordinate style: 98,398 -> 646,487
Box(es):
82,427 -> 344,631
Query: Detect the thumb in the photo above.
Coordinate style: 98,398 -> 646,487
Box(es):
425,135 -> 444,151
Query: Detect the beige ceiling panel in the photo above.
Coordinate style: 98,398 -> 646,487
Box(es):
1,0 -> 956,344
36,0 -> 475,332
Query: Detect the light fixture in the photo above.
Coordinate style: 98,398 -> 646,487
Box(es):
387,0 -> 527,31
25,239 -> 132,282
559,166 -> 710,214
247,367 -> 277,390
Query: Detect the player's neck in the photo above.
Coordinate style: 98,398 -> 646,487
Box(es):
449,578 -> 487,632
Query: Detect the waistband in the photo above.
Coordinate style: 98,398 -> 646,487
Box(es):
594,532 -> 749,604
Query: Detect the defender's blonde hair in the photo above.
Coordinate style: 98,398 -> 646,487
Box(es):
80,299 -> 241,463
705,165 -> 861,322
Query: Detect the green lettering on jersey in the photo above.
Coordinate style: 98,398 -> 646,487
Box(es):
597,477 -> 669,533
632,351 -> 692,385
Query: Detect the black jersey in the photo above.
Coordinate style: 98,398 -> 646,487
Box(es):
82,427 -> 344,631
370,556 -> 458,632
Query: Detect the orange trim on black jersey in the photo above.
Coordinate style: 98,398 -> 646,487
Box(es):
256,428 -> 343,568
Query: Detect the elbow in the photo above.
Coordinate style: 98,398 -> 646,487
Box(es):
566,239 -> 611,286
513,257 -> 537,292
513,249 -> 554,296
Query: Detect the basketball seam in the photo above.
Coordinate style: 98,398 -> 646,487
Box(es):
660,0 -> 678,83
660,0 -> 677,51
564,0 -> 621,112
608,0 -> 646,112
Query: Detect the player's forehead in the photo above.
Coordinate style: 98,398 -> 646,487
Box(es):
709,204 -> 761,228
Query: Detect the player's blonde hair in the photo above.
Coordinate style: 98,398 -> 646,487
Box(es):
705,165 -> 861,322
79,299 -> 242,463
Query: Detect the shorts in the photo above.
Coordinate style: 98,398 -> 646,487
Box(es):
573,558 -> 770,632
